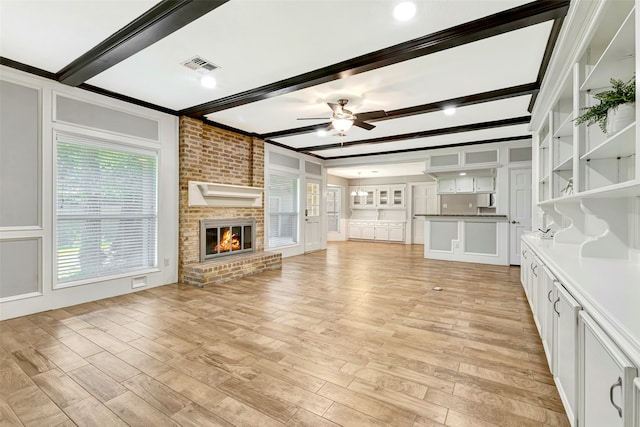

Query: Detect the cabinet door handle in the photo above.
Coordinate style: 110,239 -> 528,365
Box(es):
609,377 -> 623,418
547,290 -> 553,302
553,298 -> 560,316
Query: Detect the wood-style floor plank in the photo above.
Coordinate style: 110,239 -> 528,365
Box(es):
0,242 -> 569,426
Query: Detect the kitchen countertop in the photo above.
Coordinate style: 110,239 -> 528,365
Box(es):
415,214 -> 507,219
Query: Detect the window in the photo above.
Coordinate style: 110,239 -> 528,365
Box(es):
56,136 -> 157,284
327,186 -> 341,232
268,173 -> 298,248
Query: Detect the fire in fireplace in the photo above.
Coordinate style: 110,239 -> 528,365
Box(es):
200,218 -> 256,262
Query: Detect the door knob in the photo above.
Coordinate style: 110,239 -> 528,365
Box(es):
511,220 -> 520,224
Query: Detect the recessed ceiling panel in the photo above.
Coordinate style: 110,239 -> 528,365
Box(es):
328,162 -> 428,179
204,21 -> 552,133
0,0 -> 159,73
273,95 -> 532,149
85,0 -> 535,110
310,124 -> 531,158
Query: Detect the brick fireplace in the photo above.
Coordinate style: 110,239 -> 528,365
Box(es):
178,117 -> 281,286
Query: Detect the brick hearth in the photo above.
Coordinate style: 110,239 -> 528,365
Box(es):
182,251 -> 282,287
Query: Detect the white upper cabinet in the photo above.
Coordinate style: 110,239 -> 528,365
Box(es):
437,178 -> 456,194
455,176 -> 475,193
474,176 -> 495,193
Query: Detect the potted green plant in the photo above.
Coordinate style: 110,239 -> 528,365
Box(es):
574,76 -> 635,136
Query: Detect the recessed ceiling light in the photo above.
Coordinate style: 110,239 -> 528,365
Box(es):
444,107 -> 456,116
317,129 -> 328,137
393,2 -> 416,21
459,172 -> 467,176
200,75 -> 217,89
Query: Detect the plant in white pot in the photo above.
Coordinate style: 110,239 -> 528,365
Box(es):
574,76 -> 635,136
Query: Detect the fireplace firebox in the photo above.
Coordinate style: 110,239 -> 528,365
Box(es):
200,218 -> 256,262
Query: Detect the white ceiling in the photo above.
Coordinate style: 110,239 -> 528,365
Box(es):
328,162 -> 428,179
0,0 -> 565,176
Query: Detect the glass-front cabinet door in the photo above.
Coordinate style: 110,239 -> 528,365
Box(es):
377,188 -> 389,207
391,187 -> 404,207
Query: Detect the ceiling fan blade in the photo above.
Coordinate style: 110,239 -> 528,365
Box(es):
353,120 -> 375,131
356,110 -> 387,121
297,117 -> 330,120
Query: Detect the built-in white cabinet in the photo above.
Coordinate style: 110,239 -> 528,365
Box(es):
634,378 -> 640,427
436,178 -> 456,194
350,185 -> 405,209
455,176 -> 474,193
541,265 -> 557,372
425,149 -> 499,171
349,220 -> 405,243
553,282 -> 582,427
377,185 -> 405,209
579,312 -> 637,427
474,176 -> 495,193
436,175 -> 495,194
388,223 -> 405,242
534,1 -> 638,205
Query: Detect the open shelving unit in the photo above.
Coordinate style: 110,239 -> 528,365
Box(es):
532,0 -> 638,258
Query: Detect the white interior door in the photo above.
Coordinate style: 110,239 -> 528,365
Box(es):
305,179 -> 322,252
411,183 -> 438,244
509,168 -> 532,265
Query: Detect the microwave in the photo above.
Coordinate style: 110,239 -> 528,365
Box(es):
477,193 -> 496,208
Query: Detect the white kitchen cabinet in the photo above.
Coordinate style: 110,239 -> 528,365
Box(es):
474,176 -> 495,193
634,378 -> 640,427
554,282 -> 582,427
520,243 -> 531,295
374,223 -> 389,241
530,255 -> 543,330
388,223 -> 405,242
455,176 -> 475,193
361,223 -> 375,240
437,178 -> 456,194
541,265 -> 557,372
348,221 -> 364,239
579,312 -> 637,427
376,185 -> 405,209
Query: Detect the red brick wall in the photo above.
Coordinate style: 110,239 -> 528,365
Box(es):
178,116 -> 265,281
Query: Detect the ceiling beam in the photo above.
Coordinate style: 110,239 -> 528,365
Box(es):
57,0 -> 230,86
261,82 -> 539,140
293,116 -> 530,153
528,17 -> 566,112
323,135 -> 532,160
180,0 -> 569,117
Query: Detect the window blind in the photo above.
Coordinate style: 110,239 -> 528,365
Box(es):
268,173 -> 298,248
56,137 -> 158,283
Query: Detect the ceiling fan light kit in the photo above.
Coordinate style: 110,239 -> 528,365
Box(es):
298,98 -> 386,136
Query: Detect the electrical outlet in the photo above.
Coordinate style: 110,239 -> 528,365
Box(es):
164,258 -> 169,266
469,203 -> 473,208
443,203 -> 448,208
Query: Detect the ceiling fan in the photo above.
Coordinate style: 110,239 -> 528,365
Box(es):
297,99 -> 386,136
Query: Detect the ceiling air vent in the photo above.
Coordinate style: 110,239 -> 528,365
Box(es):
181,56 -> 219,73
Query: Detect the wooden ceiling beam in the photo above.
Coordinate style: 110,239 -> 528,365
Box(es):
180,0 -> 569,117
57,0 -> 229,86
322,135 -> 531,160
294,116 -> 530,153
261,82 -> 539,140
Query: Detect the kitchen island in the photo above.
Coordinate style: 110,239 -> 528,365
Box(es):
416,214 -> 509,265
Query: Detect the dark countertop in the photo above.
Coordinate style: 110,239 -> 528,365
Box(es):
415,214 -> 508,219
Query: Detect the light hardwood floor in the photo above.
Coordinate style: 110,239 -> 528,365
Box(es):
0,241 -> 569,426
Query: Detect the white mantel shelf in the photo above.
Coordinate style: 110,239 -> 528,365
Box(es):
188,181 -> 264,208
